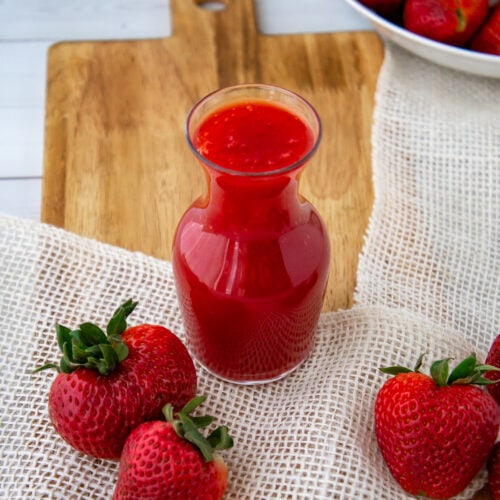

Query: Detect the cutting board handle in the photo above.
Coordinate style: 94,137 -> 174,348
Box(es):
171,0 -> 257,34
170,0 -> 259,89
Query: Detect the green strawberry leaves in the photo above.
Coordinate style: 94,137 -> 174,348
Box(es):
447,353 -> 478,384
380,353 -> 426,375
107,299 -> 137,338
379,365 -> 413,375
430,357 -> 453,386
432,353 -> 500,386
381,352 -> 500,386
164,396 -> 234,462
448,353 -> 500,385
33,299 -> 137,376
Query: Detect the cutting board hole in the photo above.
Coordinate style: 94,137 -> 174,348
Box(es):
195,0 -> 227,11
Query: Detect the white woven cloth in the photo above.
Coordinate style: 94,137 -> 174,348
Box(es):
1,43 -> 499,499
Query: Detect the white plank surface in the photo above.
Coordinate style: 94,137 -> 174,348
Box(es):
0,0 -> 370,221
0,42 -> 50,179
0,178 -> 42,221
0,0 -> 172,41
0,108 -> 45,177
0,42 -> 49,107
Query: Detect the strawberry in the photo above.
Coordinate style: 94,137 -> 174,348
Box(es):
34,300 -> 197,459
404,0 -> 489,46
485,334 -> 500,403
375,353 -> 500,498
358,0 -> 405,21
470,4 -> 500,54
488,443 -> 500,500
113,396 -> 233,500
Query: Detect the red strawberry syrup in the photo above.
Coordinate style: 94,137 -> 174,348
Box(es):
173,97 -> 330,384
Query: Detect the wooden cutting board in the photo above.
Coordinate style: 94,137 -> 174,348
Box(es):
41,0 -> 383,313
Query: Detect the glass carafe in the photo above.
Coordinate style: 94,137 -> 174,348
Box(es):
172,84 -> 330,384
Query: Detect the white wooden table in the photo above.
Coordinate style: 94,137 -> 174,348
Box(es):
0,0 -> 370,221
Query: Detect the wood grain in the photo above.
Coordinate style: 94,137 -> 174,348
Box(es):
42,0 -> 382,313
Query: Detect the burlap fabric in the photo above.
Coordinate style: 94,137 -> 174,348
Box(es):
0,43 -> 499,498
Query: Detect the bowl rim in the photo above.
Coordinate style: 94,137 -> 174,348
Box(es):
344,0 -> 500,66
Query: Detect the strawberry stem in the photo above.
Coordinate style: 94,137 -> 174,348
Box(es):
163,396 -> 234,462
33,299 -> 137,376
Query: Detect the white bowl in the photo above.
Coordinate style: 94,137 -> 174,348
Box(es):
345,0 -> 500,78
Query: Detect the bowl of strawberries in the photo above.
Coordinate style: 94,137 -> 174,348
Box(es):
345,0 -> 500,78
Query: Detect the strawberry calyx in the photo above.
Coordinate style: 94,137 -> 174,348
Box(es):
380,353 -> 500,387
164,395 -> 234,462
34,299 -> 137,376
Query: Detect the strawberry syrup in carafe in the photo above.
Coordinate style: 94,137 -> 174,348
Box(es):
172,85 -> 330,384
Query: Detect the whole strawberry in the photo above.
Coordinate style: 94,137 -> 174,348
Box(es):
35,300 -> 197,459
404,0 -> 489,46
470,5 -> 500,55
113,396 -> 233,500
375,353 -> 500,498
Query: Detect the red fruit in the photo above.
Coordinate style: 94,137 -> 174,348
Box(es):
358,0 -> 404,20
485,334 -> 500,403
375,354 -> 500,498
470,5 -> 500,54
35,300 -> 197,459
404,0 -> 489,46
488,443 -> 500,500
113,396 -> 233,500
